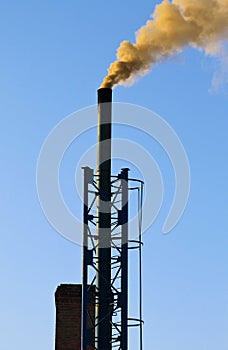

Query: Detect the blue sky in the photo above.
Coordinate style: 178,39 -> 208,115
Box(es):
0,1 -> 227,349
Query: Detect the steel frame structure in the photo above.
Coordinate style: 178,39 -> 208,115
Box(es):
82,167 -> 143,350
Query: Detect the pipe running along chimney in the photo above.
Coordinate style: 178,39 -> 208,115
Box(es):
96,88 -> 112,350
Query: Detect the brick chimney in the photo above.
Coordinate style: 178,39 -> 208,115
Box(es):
55,284 -> 82,350
55,284 -> 95,350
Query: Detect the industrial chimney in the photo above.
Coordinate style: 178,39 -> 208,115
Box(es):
82,88 -> 143,350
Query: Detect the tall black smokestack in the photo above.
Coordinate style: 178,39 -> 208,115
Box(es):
97,88 -> 112,180
96,88 -> 112,350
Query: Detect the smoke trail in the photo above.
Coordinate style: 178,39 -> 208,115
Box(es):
100,0 -> 228,88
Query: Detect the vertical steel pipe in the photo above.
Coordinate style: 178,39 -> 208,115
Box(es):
82,167 -> 89,350
121,168 -> 129,350
96,88 -> 112,350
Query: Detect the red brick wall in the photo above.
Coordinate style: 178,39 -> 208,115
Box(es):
55,284 -> 82,350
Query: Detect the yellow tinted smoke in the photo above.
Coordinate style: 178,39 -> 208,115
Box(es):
100,0 -> 228,88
